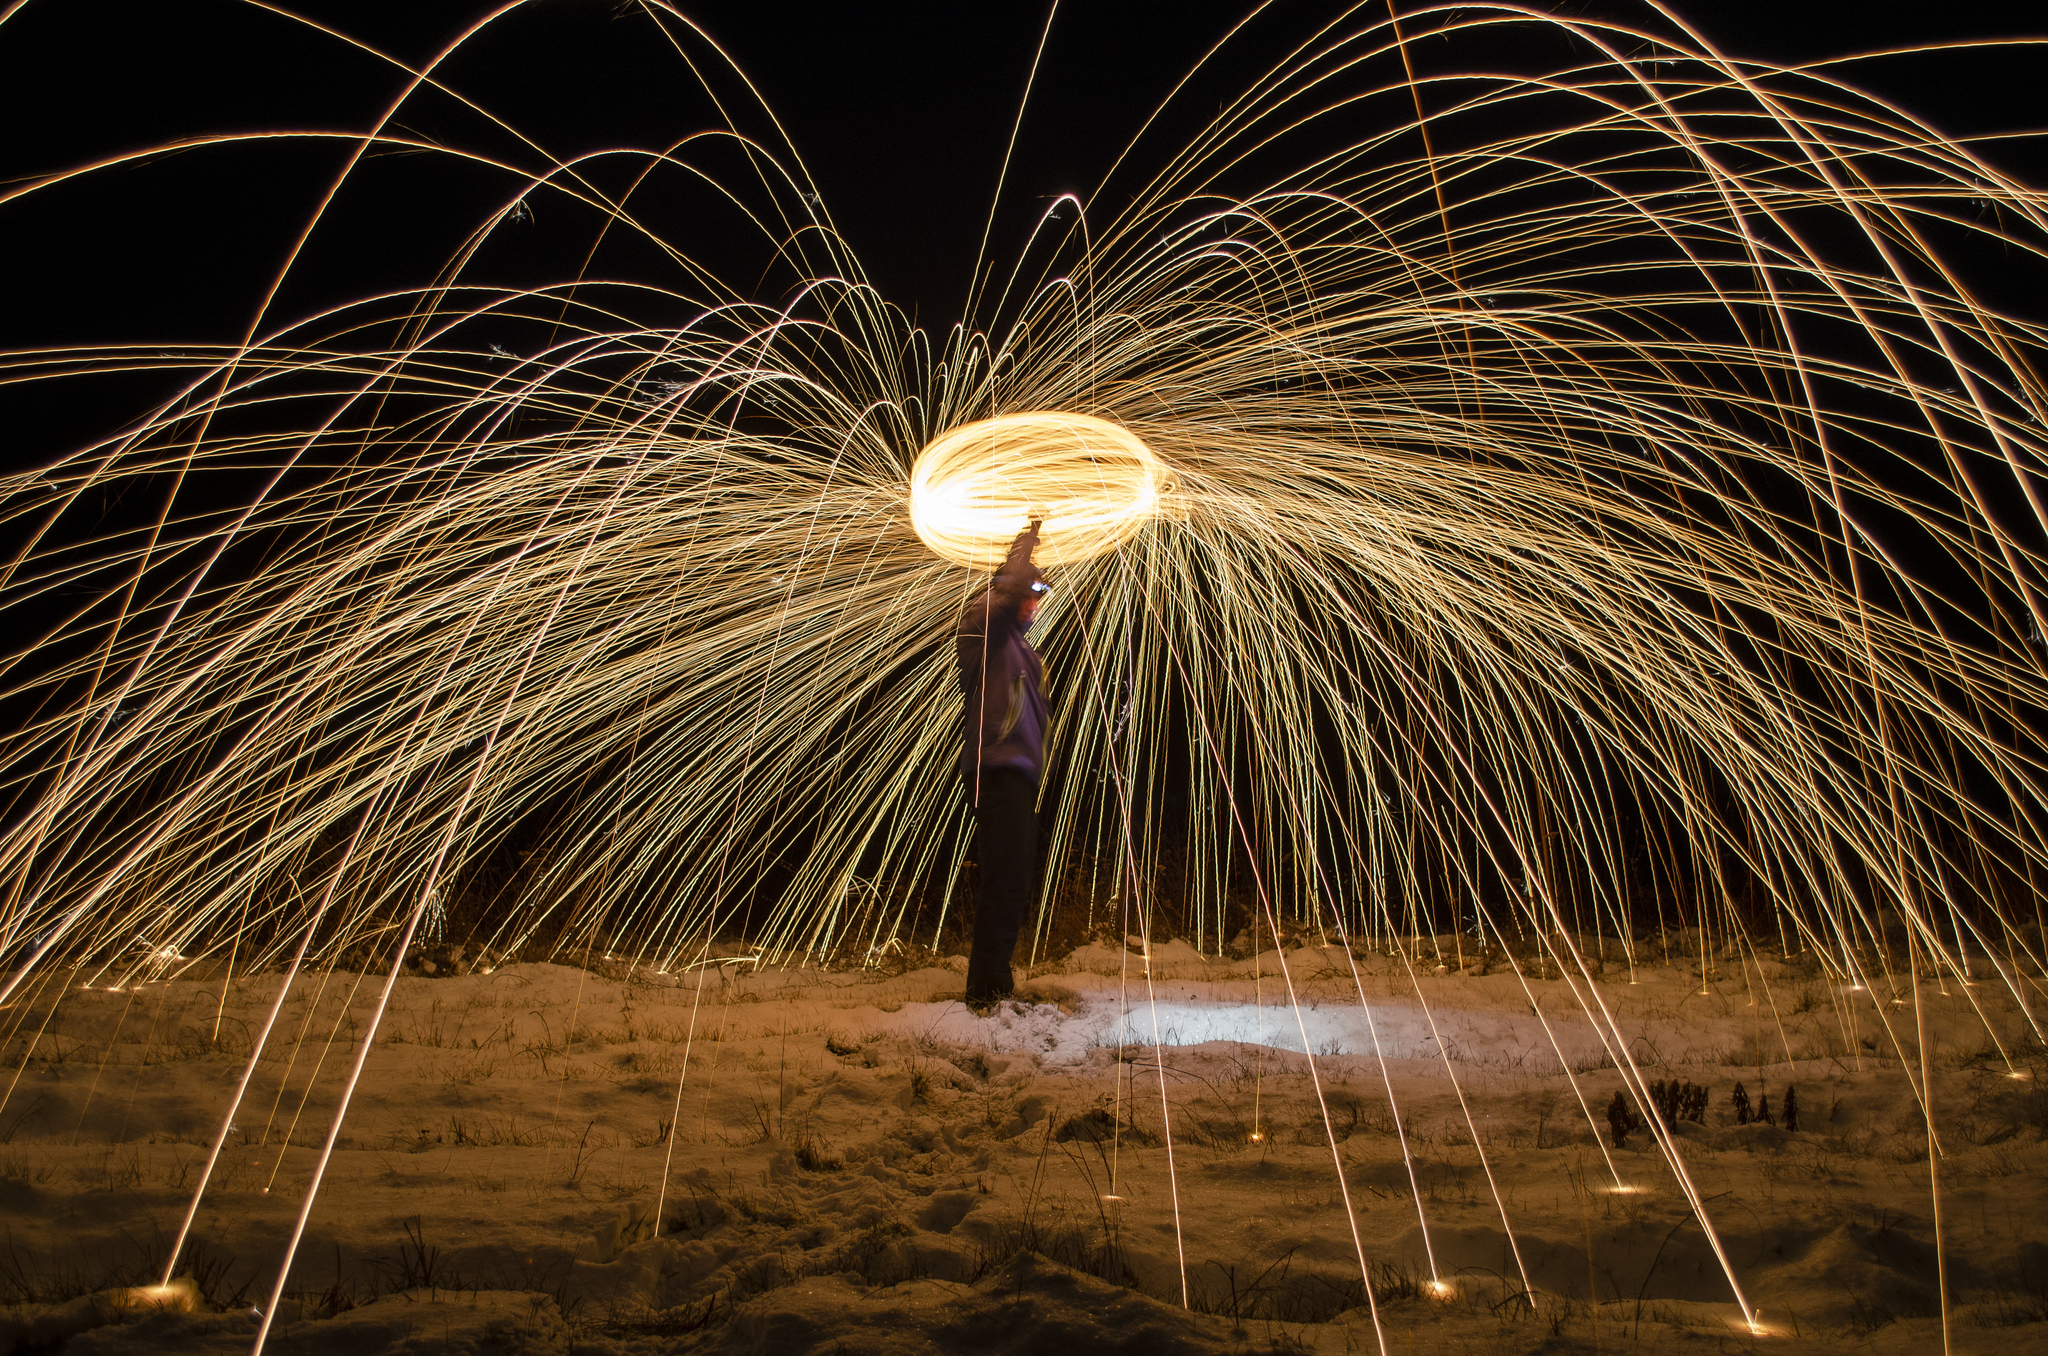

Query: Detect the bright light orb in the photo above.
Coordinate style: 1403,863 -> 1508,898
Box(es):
909,411 -> 1169,570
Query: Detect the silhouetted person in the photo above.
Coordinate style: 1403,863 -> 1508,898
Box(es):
956,520 -> 1049,1009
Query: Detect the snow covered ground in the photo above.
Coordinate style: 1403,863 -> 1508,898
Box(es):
0,938 -> 2041,1353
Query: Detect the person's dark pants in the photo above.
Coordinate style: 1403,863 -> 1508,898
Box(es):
966,768 -> 1038,1002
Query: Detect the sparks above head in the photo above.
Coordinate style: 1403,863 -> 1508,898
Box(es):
909,412 -> 1169,570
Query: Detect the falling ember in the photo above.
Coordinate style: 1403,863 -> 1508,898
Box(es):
909,412 -> 1170,569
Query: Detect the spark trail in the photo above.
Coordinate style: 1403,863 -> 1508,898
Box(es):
0,3 -> 2044,1349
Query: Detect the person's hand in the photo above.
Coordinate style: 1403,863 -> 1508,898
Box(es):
1019,517 -> 1043,544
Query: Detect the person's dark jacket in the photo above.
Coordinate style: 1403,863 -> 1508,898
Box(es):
957,527 -> 1047,798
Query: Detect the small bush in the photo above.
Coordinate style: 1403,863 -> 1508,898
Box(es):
792,1130 -> 842,1172
1645,1080 -> 1708,1127
1606,1092 -> 1638,1148
1054,1108 -> 1158,1147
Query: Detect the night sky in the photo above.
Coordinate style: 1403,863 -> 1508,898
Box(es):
3,2 -> 2042,442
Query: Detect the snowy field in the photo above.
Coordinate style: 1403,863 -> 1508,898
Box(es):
0,939 -> 2042,1354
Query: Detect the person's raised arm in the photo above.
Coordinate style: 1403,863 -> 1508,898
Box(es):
957,520 -> 1042,666
985,519 -> 1042,626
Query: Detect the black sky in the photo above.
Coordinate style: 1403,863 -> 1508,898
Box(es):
1,0 -> 2043,467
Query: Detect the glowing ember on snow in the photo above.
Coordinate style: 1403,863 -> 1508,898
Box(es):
125,1278 -> 199,1312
